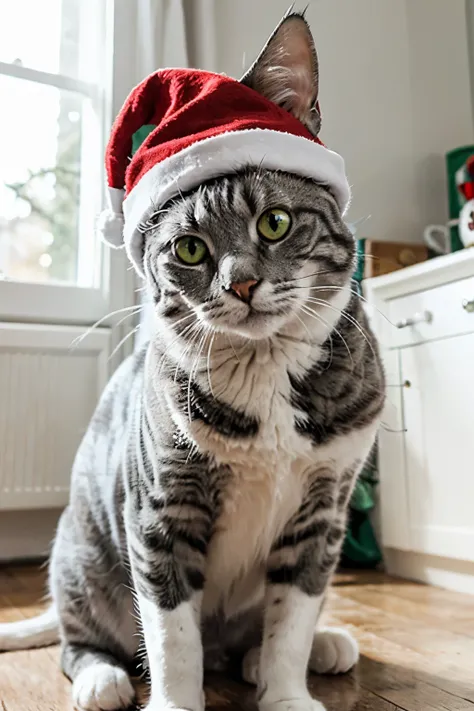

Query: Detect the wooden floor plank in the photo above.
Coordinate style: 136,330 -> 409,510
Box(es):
336,584 -> 474,637
324,615 -> 474,704
358,656 -> 474,711
0,566 -> 473,711
0,648 -> 71,711
6,565 -> 48,593
328,590 -> 474,673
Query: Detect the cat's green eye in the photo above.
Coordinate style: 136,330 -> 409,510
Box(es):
257,208 -> 292,242
174,236 -> 208,265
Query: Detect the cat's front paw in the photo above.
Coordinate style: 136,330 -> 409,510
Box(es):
259,695 -> 326,711
72,663 -> 135,711
309,627 -> 359,674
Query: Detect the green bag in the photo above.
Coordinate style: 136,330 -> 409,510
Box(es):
341,450 -> 382,568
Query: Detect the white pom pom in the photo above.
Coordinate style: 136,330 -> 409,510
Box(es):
96,209 -> 125,248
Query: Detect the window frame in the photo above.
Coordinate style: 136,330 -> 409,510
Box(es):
0,0 -> 137,328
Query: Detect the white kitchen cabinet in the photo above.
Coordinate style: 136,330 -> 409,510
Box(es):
364,249 -> 474,593
401,334 -> 474,562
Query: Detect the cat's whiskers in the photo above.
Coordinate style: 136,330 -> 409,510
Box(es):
305,296 -> 377,361
172,322 -> 206,385
205,344 -> 242,401
203,333 -> 249,402
293,284 -> 395,326
155,315 -> 199,378
187,328 -> 210,424
206,332 -> 216,398
299,303 -> 353,367
70,304 -> 144,350
171,311 -> 199,332
323,330 -> 335,371
114,308 -> 143,330
226,333 -> 241,364
293,312 -> 313,343
295,307 -> 335,371
166,322 -> 201,383
108,324 -> 141,362
281,268 -> 337,285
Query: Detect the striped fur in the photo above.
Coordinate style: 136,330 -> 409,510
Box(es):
0,13 -> 385,711
44,168 -> 384,711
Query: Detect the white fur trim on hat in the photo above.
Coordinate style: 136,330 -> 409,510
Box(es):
122,129 -> 351,275
97,187 -> 126,249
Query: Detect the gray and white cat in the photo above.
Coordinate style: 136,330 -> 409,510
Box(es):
0,13 -> 385,711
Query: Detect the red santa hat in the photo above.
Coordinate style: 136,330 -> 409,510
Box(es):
98,68 -> 351,276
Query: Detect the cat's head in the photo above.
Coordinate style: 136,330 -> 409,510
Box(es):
143,13 -> 355,341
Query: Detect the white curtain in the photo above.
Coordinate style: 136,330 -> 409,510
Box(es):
134,0 -> 190,350
136,0 -> 189,77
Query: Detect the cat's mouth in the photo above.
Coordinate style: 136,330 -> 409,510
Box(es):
204,303 -> 293,340
244,305 -> 288,320
191,292 -> 298,340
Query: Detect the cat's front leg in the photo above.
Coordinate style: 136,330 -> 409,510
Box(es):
125,479 -> 211,711
258,585 -> 325,711
257,469 -> 355,711
137,590 -> 204,711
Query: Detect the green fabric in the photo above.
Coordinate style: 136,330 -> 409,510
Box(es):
343,514 -> 381,566
342,449 -> 382,567
353,238 -> 366,282
131,125 -> 157,156
351,477 -> 375,513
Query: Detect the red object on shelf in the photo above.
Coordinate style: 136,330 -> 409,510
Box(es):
459,181 -> 474,200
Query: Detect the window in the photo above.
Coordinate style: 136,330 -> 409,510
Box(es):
0,0 -> 136,328
0,1 -> 138,518
0,0 -> 106,289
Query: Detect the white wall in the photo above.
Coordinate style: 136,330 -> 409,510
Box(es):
200,0 -> 474,244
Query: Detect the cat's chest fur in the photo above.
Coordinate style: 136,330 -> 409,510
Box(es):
187,340 -> 317,616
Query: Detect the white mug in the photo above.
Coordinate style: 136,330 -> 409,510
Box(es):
423,224 -> 452,255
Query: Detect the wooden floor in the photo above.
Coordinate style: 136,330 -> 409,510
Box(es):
1,566 -> 474,711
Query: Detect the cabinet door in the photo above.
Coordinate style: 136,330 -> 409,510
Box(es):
401,333 -> 474,562
377,349 -> 411,551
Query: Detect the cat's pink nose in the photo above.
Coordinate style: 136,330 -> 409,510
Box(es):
229,279 -> 259,304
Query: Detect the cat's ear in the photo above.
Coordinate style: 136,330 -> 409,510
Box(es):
240,11 -> 320,137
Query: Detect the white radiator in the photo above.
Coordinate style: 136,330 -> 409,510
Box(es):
0,323 -> 110,511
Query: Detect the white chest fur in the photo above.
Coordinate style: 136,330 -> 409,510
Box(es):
202,450 -> 311,617
160,288 -> 375,618
190,338 -> 317,617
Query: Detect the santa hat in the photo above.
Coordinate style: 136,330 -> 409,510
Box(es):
98,68 -> 350,276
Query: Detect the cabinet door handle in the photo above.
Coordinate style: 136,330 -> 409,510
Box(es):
396,310 -> 433,329
462,299 -> 474,313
